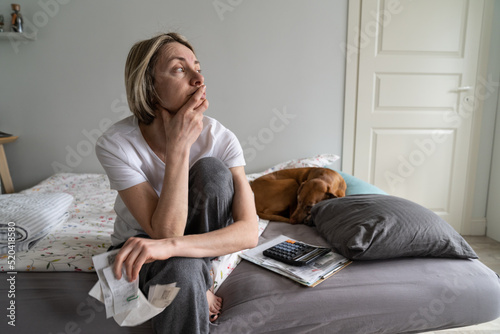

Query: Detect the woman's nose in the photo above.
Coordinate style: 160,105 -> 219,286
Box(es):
190,70 -> 204,86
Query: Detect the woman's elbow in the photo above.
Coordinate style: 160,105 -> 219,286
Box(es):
248,235 -> 259,249
245,217 -> 260,249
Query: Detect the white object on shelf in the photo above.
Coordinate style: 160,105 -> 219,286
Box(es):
0,31 -> 37,41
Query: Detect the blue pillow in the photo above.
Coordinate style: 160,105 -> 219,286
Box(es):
334,170 -> 387,196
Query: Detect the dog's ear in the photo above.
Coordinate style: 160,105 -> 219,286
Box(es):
336,178 -> 347,198
334,187 -> 346,198
327,184 -> 345,198
325,192 -> 337,199
297,182 -> 305,194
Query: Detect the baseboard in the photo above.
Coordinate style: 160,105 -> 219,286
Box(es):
463,217 -> 487,236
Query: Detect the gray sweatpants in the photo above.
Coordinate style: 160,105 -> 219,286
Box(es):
139,157 -> 235,334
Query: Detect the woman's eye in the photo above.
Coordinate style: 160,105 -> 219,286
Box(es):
173,67 -> 201,74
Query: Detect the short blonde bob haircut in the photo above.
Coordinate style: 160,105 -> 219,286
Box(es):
125,32 -> 195,124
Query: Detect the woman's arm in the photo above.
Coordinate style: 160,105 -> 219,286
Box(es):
117,148 -> 190,238
118,86 -> 207,239
173,165 -> 259,256
113,165 -> 259,281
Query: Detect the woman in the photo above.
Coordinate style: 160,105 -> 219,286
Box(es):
95,32 -> 259,333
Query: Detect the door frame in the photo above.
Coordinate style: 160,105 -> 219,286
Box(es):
342,0 -> 495,235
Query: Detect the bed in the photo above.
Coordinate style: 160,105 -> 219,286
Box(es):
1,155 -> 499,334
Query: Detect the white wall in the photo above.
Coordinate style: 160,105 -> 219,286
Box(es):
0,0 -> 347,191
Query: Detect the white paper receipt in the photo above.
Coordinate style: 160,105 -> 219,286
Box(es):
90,249 -> 180,326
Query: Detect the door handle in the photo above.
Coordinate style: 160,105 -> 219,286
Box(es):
455,86 -> 474,91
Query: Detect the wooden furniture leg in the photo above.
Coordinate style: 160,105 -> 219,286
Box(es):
0,140 -> 16,194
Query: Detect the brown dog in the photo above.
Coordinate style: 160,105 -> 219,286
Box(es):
250,167 -> 346,224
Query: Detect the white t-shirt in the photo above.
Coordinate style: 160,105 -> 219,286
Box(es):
95,115 -> 245,245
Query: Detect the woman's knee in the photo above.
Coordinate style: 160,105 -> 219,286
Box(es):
191,157 -> 232,180
189,157 -> 233,199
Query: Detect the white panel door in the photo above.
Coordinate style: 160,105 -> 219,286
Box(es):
353,0 -> 484,232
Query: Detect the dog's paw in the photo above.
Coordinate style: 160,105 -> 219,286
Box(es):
303,215 -> 315,226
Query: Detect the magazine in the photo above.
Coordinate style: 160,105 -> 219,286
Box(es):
240,235 -> 351,287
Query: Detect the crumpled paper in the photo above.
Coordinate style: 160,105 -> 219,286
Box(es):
90,249 -> 180,326
89,281 -> 180,326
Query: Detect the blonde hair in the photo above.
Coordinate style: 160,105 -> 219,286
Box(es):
124,32 -> 194,124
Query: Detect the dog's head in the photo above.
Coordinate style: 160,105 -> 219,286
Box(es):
289,179 -> 338,224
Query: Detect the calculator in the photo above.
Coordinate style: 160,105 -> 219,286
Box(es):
263,239 -> 330,266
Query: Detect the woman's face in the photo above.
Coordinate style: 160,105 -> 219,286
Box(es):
153,42 -> 205,113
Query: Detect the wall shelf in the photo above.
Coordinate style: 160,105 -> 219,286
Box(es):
0,31 -> 37,41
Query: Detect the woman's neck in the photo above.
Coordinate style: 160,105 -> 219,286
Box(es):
139,118 -> 167,162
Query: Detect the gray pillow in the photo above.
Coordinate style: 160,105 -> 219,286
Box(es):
310,194 -> 478,260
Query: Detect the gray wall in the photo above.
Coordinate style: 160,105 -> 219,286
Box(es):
0,0 -> 347,191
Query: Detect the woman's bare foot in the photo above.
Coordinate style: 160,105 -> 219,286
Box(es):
207,290 -> 222,322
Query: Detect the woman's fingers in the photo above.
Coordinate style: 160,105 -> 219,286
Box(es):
113,239 -> 132,280
162,85 -> 208,125
129,245 -> 152,281
175,85 -> 208,121
113,238 -> 148,282
185,85 -> 207,111
113,238 -> 172,282
160,86 -> 208,150
124,244 -> 145,281
194,96 -> 209,113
